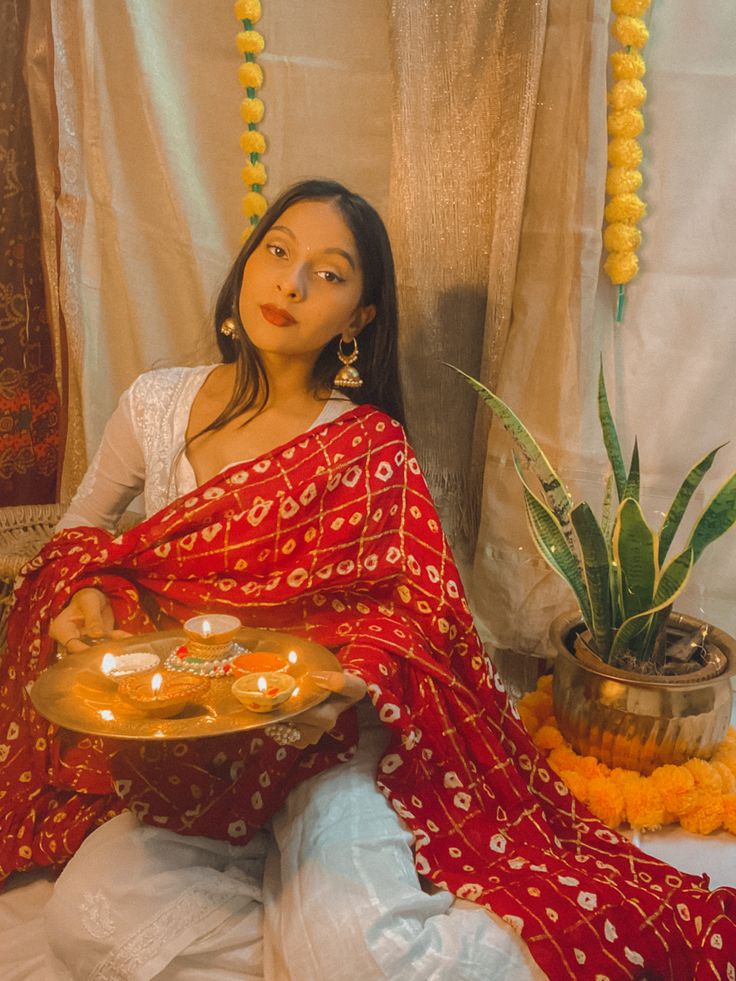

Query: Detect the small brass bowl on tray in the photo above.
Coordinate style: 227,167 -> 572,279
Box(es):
101,651 -> 161,679
30,628 -> 338,740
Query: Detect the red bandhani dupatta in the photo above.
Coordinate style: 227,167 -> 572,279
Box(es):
1,404 -> 734,978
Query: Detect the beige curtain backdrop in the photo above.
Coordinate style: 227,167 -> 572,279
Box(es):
24,0 -> 736,649
470,0 -> 736,651
24,0 -> 393,499
387,0 -> 548,557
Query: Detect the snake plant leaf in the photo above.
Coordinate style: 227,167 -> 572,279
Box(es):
638,546 -> 697,666
622,438 -> 640,503
447,365 -> 574,542
612,498 -> 657,622
658,445 -> 725,564
653,546 -> 695,604
608,612 -> 649,664
641,603 -> 672,669
683,468 -> 736,562
571,503 -> 613,660
609,548 -> 694,663
640,548 -> 695,667
511,454 -> 592,630
601,473 -> 615,542
598,365 -> 627,503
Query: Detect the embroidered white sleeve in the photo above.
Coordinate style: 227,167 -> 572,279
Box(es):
56,386 -> 146,532
56,366 -> 212,531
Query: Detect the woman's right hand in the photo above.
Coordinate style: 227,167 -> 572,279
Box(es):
48,587 -> 131,654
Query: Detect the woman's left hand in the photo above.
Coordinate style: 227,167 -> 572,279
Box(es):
267,670 -> 367,750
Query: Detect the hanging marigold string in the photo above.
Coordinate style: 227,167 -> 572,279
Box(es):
235,0 -> 268,239
517,675 -> 736,836
603,0 -> 651,323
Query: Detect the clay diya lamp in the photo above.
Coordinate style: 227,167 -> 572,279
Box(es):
183,615 -> 241,660
118,670 -> 210,718
231,672 -> 296,713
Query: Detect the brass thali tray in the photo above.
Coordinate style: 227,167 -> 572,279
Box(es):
30,628 -> 338,740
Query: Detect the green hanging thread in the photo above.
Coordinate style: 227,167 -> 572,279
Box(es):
616,284 -> 626,323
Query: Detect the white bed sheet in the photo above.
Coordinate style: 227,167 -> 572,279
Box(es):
0,871 -> 69,980
2,833 -> 734,980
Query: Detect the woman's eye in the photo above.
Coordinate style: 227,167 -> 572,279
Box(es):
266,243 -> 287,258
316,270 -> 344,283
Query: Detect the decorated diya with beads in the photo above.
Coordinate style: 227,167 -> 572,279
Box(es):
118,670 -> 210,718
183,614 -> 241,650
164,615 -> 245,677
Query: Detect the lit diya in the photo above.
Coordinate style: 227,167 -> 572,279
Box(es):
183,615 -> 241,660
118,670 -> 210,718
231,672 -> 296,713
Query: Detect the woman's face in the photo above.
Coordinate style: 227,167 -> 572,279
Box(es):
238,199 -> 375,366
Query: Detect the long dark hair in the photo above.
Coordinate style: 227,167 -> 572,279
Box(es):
198,179 -> 405,445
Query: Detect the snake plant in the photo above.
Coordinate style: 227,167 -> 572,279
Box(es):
453,364 -> 736,668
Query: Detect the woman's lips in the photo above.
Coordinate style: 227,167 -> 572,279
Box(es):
260,304 -> 297,327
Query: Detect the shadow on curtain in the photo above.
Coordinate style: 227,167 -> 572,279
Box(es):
387,0 -> 548,561
471,0 -> 608,653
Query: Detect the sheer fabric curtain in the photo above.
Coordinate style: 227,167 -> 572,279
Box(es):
24,0 -> 392,499
598,0 -> 736,642
29,0 -> 736,653
387,0 -> 548,556
24,0 -> 549,533
470,0 -> 609,652
470,0 -> 736,651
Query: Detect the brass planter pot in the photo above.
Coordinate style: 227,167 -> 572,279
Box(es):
550,611 -> 736,775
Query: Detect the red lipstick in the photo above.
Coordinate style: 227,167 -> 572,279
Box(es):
260,304 -> 297,327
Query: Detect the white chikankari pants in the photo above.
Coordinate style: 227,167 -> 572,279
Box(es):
45,717 -> 542,981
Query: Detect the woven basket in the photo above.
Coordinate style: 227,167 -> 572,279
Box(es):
0,503 -> 68,653
0,504 -> 141,654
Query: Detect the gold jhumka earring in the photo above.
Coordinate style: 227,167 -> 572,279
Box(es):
333,337 -> 363,388
220,317 -> 238,338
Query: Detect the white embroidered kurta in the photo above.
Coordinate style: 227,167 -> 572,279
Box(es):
58,365 -> 352,531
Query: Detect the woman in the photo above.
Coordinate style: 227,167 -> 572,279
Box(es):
1,180 -> 734,980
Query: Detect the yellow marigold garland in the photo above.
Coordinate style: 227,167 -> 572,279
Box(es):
604,0 -> 651,321
234,1 -> 267,239
607,136 -> 643,168
518,674 -> 736,836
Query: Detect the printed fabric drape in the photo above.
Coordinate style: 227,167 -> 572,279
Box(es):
0,0 -> 60,504
2,407 -> 735,979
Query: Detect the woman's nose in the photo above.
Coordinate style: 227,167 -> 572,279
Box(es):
277,264 -> 306,301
